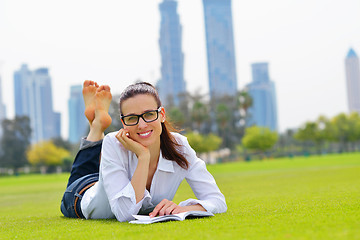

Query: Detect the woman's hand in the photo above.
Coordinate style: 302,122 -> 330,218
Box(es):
149,199 -> 206,217
116,129 -> 150,159
117,129 -> 150,203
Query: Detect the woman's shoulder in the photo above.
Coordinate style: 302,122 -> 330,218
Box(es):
171,131 -> 186,141
171,132 -> 189,147
170,132 -> 195,154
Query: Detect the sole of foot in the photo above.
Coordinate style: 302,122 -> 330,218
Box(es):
83,80 -> 99,124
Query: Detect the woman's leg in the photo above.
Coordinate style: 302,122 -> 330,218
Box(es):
61,80 -> 112,217
66,81 -> 112,187
66,139 -> 102,187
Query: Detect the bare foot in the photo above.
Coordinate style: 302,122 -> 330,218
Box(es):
93,85 -> 112,131
83,80 -> 99,124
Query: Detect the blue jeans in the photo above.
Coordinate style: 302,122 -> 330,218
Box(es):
60,139 -> 102,218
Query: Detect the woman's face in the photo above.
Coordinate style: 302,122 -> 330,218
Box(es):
120,94 -> 165,148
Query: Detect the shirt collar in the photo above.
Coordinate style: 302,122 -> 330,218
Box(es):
157,151 -> 175,173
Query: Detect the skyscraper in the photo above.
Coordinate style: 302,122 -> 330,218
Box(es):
68,85 -> 87,143
345,48 -> 360,114
0,75 -> 7,138
157,0 -> 186,106
246,63 -> 278,131
202,0 -> 238,100
14,64 -> 61,143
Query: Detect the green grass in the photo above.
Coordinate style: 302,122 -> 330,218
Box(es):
0,153 -> 359,240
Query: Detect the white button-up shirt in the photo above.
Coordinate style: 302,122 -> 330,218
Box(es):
81,132 -> 227,222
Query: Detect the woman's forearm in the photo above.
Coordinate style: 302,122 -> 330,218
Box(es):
179,203 -> 206,212
131,154 -> 150,203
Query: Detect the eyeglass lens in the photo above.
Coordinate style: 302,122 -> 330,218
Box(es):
123,110 -> 159,126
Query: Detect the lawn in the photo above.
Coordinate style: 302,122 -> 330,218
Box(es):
0,153 -> 359,239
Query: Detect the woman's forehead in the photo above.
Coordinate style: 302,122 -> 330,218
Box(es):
121,94 -> 158,114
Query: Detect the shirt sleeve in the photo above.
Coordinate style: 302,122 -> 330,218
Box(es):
100,133 -> 151,222
179,136 -> 227,214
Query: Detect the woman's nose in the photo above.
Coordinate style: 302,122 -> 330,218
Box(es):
137,117 -> 147,128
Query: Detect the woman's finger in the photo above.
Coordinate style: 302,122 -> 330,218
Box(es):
164,202 -> 178,215
158,201 -> 176,216
149,199 -> 169,217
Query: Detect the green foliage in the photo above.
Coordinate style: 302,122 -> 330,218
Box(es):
105,94 -> 122,134
185,131 -> 222,153
191,101 -> 209,131
0,154 -> 359,239
242,126 -> 278,152
51,137 -> 73,151
236,89 -> 253,127
27,141 -> 70,166
215,103 -> 231,130
331,112 -> 360,143
168,107 -> 185,127
161,89 -> 252,149
294,112 -> 360,153
0,116 -> 31,171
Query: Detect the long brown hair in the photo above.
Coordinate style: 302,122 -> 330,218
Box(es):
119,82 -> 189,169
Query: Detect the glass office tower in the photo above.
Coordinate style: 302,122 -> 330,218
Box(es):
68,85 -> 87,143
158,0 -> 186,106
345,48 -> 360,114
203,0 -> 238,100
247,63 -> 278,131
14,64 -> 61,142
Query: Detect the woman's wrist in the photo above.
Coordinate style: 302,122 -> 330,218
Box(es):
182,204 -> 206,212
137,151 -> 150,162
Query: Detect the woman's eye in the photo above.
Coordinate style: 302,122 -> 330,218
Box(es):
127,116 -> 138,122
144,112 -> 156,119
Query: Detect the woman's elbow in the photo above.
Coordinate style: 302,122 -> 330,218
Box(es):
110,203 -> 136,222
113,209 -> 134,222
219,201 -> 227,213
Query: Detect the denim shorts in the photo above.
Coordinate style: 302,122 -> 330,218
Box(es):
60,173 -> 99,218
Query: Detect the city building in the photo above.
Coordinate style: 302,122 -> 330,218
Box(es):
68,85 -> 88,143
157,0 -> 186,106
345,48 -> 360,114
246,63 -> 278,131
14,64 -> 61,143
202,0 -> 238,100
0,75 -> 7,138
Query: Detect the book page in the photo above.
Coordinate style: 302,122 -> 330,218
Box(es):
130,211 -> 214,224
132,212 -> 185,222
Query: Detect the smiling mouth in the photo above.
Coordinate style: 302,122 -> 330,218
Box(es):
138,130 -> 152,137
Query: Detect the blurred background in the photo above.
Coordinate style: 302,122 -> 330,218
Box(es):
0,0 -> 359,174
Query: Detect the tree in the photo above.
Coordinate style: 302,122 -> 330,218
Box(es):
293,115 -> 333,154
191,101 -> 209,133
215,103 -> 233,148
105,94 -> 122,134
346,112 -> 360,148
242,126 -> 278,157
168,107 -> 185,128
275,129 -> 299,157
51,137 -> 73,151
0,116 -> 31,173
236,89 -> 253,128
185,132 -> 222,154
203,133 -> 222,153
27,141 -> 70,173
330,112 -> 360,152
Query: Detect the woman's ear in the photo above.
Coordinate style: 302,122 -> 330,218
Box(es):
160,107 -> 166,123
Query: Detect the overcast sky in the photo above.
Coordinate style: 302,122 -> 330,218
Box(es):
0,0 -> 359,138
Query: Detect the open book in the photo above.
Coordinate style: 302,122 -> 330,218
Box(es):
129,211 -> 214,224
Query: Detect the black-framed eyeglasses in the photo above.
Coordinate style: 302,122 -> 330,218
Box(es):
121,107 -> 162,126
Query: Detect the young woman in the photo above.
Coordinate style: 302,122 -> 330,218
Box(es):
61,80 -> 227,222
